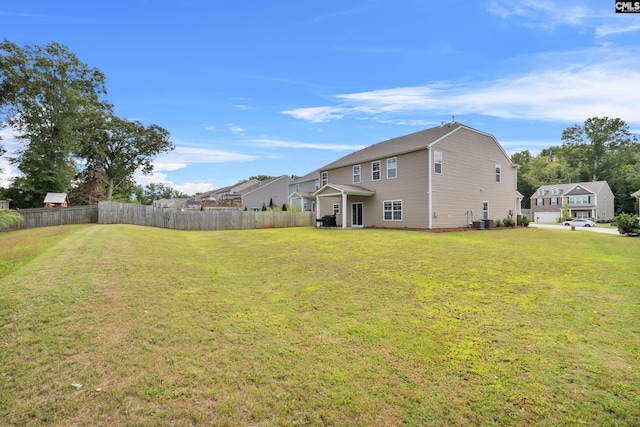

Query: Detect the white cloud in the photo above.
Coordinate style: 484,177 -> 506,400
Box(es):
487,0 -> 593,29
205,125 -> 217,131
158,146 -> 259,164
251,139 -> 365,151
229,125 -> 246,134
281,47 -> 640,126
233,104 -> 253,110
281,106 -> 345,123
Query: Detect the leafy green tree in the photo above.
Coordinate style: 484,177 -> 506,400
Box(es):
561,117 -> 634,182
79,114 -> 174,200
0,40 -> 108,208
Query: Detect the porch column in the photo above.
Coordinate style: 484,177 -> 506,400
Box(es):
342,191 -> 348,228
316,196 -> 321,227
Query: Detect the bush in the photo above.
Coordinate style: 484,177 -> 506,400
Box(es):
494,219 -> 502,227
521,216 -> 531,227
503,217 -> 516,227
612,213 -> 640,236
281,203 -> 287,212
0,210 -> 24,229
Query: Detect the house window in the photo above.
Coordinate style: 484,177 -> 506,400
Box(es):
387,158 -> 397,179
434,151 -> 442,174
538,189 -> 545,196
353,165 -> 361,184
552,188 -> 560,196
314,179 -> 319,190
383,200 -> 402,221
536,198 -> 543,206
295,184 -> 300,192
576,211 -> 589,219
321,171 -> 328,187
551,197 -> 558,205
482,201 -> 489,220
495,164 -> 501,183
372,161 -> 381,181
333,203 -> 340,215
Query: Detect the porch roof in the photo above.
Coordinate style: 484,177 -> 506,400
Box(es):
313,183 -> 375,197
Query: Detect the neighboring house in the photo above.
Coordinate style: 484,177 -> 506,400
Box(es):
241,175 -> 295,210
288,171 -> 320,212
0,200 -> 9,210
632,189 -> 640,214
44,193 -> 69,208
182,175 -> 295,211
530,181 -> 615,223
311,121 -> 521,229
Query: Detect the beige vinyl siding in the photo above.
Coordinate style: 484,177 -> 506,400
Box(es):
430,128 -> 517,228
320,150 -> 430,228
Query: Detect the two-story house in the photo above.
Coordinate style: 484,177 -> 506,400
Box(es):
530,181 -> 614,223
311,122 -> 521,229
288,171 -> 321,212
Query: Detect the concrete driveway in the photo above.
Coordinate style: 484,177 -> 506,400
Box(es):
529,223 -> 621,235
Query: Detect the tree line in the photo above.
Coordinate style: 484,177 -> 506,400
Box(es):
513,117 -> 639,214
0,40 -> 175,208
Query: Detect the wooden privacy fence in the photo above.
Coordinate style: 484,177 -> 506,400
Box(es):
1,202 -> 316,231
2,205 -> 99,231
97,201 -> 315,230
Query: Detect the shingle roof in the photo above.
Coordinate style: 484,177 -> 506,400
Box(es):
319,122 -> 467,171
533,181 -> 610,197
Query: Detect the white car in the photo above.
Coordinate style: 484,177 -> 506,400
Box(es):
562,219 -> 596,227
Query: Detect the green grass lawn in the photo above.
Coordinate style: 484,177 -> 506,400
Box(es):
1,225 -> 638,426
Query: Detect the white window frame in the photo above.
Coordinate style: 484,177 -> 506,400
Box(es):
332,203 -> 340,215
551,197 -> 558,205
353,164 -> 361,184
538,189 -> 545,196
372,160 -> 381,181
482,201 -> 489,220
383,200 -> 403,221
552,188 -> 560,196
387,157 -> 397,179
321,171 -> 328,187
314,179 -> 319,190
434,151 -> 442,175
536,198 -> 543,206
495,164 -> 501,183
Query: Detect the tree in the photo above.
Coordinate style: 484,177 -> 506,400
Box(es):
0,40 -> 108,208
561,117 -> 635,182
79,114 -> 174,200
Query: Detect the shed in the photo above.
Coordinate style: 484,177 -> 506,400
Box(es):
44,193 -> 70,208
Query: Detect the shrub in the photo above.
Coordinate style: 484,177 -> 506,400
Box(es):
612,213 -> 640,236
0,210 -> 23,229
521,216 -> 531,227
503,217 -> 516,227
281,203 -> 287,212
261,203 -> 267,211
494,219 -> 503,227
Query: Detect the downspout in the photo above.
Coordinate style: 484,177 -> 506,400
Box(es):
427,147 -> 432,229
315,195 -> 321,227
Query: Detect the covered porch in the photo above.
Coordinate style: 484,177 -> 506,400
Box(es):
313,183 -> 375,228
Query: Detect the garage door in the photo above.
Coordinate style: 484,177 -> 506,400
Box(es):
535,212 -> 560,223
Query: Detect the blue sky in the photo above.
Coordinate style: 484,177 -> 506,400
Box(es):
1,1 -> 639,195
